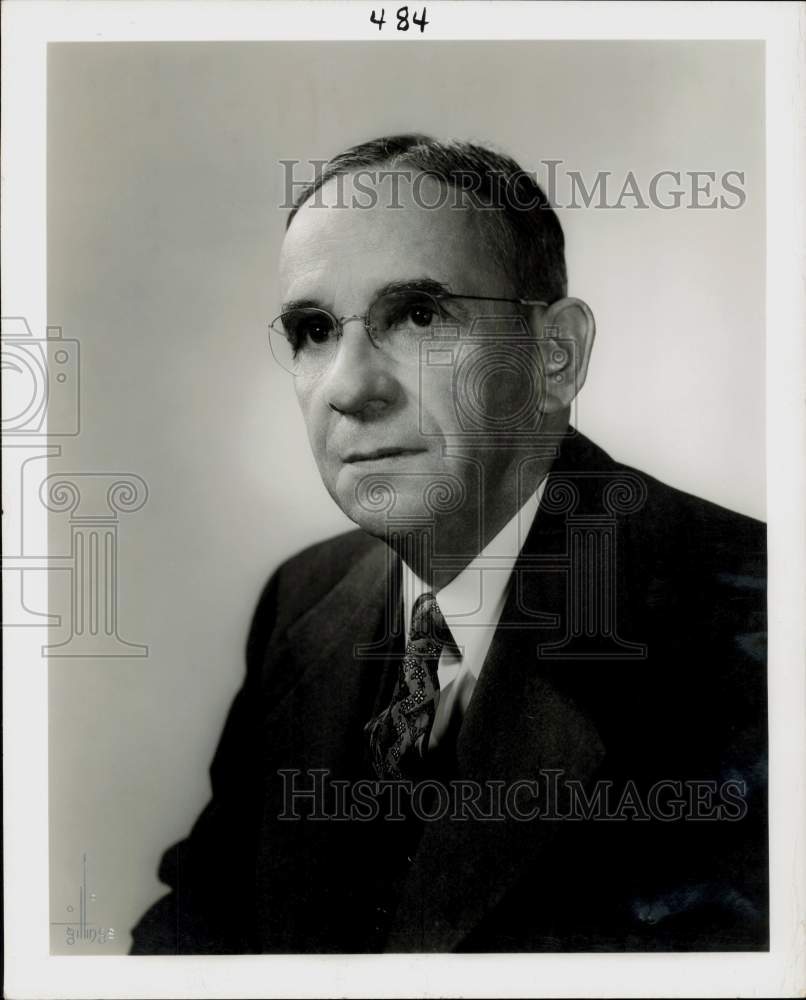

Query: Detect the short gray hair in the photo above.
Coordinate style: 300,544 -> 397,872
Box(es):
286,133 -> 567,304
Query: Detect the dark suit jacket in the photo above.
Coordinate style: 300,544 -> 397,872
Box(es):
130,431 -> 768,954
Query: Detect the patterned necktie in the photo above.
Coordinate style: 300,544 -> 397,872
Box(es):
366,592 -> 449,780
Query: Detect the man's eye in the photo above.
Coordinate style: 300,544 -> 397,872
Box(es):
384,299 -> 439,329
408,304 -> 436,328
286,312 -> 335,349
300,317 -> 333,344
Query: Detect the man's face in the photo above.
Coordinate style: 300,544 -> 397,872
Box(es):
278,172 -> 545,550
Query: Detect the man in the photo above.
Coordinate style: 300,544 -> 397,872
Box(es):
131,135 -> 767,953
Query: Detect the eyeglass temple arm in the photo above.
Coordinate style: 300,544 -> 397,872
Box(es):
438,293 -> 548,307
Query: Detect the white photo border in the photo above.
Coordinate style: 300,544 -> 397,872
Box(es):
3,2 -> 804,997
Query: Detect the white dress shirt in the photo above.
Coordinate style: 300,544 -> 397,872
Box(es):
401,477 -> 546,749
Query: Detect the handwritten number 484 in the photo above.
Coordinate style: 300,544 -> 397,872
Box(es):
371,7 -> 429,32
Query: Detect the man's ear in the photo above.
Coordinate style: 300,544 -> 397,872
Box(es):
528,297 -> 596,414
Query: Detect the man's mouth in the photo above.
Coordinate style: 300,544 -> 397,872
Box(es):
342,448 -> 427,464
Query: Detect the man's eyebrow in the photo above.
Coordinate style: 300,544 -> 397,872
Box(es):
374,278 -> 453,298
280,278 -> 453,314
280,295 -> 323,313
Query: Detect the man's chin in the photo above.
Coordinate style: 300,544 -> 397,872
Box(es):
331,463 -> 472,541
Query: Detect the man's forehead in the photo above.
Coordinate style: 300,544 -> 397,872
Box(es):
279,171 -> 506,303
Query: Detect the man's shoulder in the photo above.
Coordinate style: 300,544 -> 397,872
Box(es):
562,431 -> 766,566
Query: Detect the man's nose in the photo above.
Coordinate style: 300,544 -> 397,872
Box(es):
323,318 -> 399,417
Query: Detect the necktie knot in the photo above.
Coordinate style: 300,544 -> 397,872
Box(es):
409,592 -> 450,646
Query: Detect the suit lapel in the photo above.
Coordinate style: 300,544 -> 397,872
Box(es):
261,538 -> 402,771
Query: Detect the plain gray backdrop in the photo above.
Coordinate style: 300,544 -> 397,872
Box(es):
47,40 -> 764,953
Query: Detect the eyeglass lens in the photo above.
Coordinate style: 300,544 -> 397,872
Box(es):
269,290 -> 451,374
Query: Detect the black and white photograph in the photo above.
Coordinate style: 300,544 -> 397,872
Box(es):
3,2 -> 804,998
